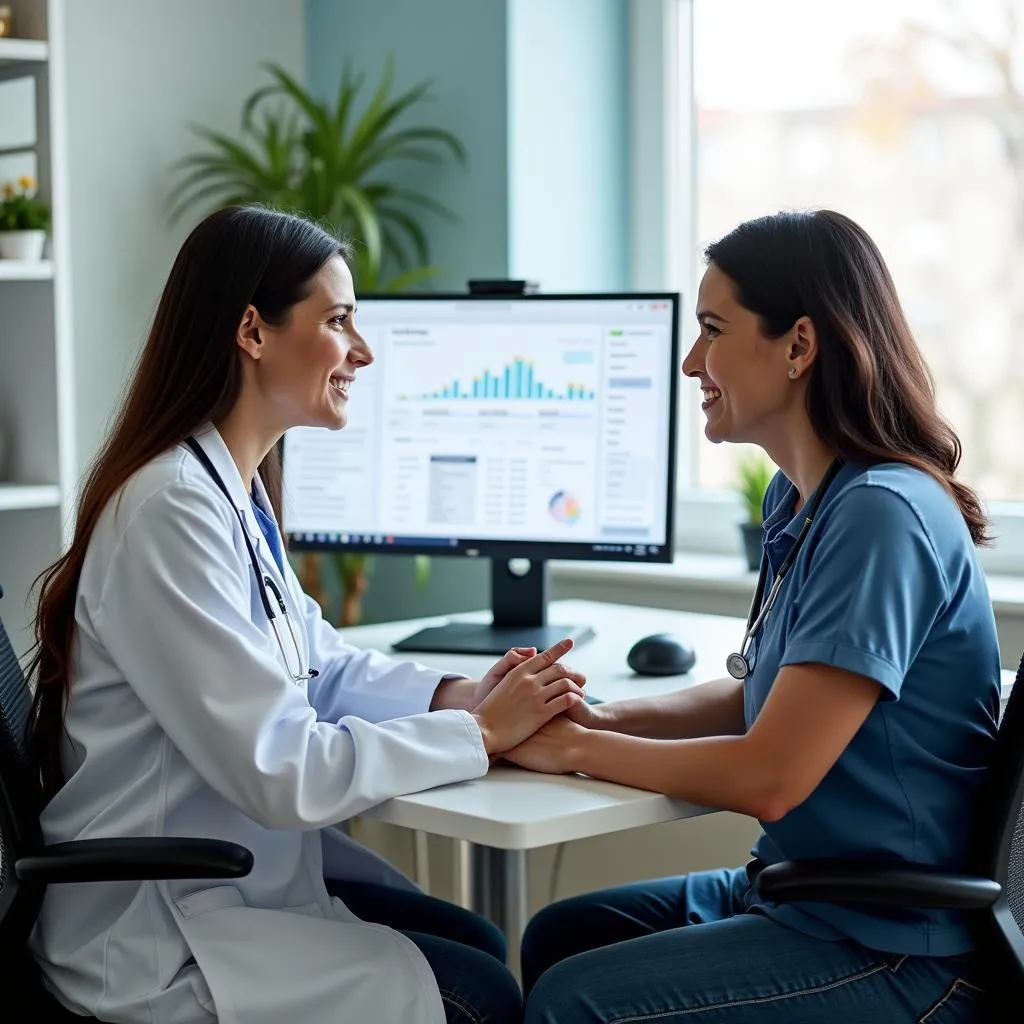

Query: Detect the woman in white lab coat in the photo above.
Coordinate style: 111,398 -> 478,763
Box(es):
26,206 -> 585,1024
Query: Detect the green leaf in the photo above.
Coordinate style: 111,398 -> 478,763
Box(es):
413,555 -> 431,590
388,186 -> 458,222
167,179 -> 257,225
380,223 -> 411,269
189,126 -> 270,181
378,205 -> 431,267
335,184 -> 383,277
264,64 -> 336,139
167,58 -> 466,290
381,265 -> 438,292
358,127 -> 467,176
735,453 -> 776,524
334,63 -> 367,140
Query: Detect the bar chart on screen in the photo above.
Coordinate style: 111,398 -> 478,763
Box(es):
405,356 -> 596,402
385,323 -> 600,407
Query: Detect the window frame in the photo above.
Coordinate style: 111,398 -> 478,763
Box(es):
632,0 -> 1024,577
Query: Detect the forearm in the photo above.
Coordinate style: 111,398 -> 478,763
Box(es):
595,678 -> 746,739
574,730 -> 784,820
429,676 -> 476,712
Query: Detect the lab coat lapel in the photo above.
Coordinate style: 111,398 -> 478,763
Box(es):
190,425 -> 263,544
189,426 -> 311,675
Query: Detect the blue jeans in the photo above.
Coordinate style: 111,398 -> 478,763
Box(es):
326,879 -> 522,1024
521,867 -> 988,1023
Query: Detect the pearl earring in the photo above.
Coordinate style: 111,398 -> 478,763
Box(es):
788,367 -> 797,378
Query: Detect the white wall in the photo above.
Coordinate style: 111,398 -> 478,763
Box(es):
62,0 -> 306,475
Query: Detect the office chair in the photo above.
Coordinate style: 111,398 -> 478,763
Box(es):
0,584 -> 254,1018
753,650 -> 1024,999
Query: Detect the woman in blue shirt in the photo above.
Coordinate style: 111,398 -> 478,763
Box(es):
513,210 -> 1001,1023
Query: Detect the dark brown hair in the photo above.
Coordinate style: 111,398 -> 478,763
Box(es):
28,205 -> 348,800
705,209 -> 989,545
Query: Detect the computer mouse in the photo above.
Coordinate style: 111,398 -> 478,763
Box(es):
626,633 -> 697,677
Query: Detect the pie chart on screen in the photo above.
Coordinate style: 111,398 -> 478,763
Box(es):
548,490 -> 581,525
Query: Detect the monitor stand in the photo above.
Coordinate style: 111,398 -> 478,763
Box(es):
390,558 -> 595,655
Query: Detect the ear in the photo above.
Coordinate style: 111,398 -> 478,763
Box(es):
785,316 -> 818,381
236,305 -> 265,361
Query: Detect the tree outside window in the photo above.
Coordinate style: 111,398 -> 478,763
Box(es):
691,0 -> 1024,502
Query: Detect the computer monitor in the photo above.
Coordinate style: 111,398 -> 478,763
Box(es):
282,291 -> 680,654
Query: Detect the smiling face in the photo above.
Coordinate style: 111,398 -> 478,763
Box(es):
240,255 -> 373,433
681,263 -> 812,446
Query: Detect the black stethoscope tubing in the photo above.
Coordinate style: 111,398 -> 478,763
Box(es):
183,437 -> 318,681
726,459 -> 843,680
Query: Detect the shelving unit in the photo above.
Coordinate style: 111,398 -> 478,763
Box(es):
0,0 -> 75,651
0,36 -> 48,63
0,257 -> 53,279
0,482 -> 61,510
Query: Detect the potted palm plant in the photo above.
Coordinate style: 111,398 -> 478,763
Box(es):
735,452 -> 776,571
168,59 -> 463,623
167,60 -> 465,291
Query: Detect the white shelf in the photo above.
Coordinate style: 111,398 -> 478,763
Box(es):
0,483 -> 61,511
0,259 -> 53,280
0,38 -> 49,64
0,3 -> 69,650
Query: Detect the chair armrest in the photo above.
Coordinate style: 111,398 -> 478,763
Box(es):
15,837 -> 253,884
753,859 -> 1001,910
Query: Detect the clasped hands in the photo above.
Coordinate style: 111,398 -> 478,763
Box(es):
468,640 -> 599,775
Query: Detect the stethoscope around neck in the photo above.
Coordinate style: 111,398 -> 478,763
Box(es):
726,459 -> 843,680
183,438 -> 318,684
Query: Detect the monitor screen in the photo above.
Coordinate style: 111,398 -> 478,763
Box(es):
282,292 -> 679,563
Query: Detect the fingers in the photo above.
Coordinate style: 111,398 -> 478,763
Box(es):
564,702 -> 593,725
493,647 -> 532,673
505,646 -> 535,664
489,646 -> 537,681
533,662 -> 586,688
531,638 -> 574,669
539,690 -> 582,722
542,677 -> 585,702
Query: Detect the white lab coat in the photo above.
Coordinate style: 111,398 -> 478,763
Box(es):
30,425 -> 489,1023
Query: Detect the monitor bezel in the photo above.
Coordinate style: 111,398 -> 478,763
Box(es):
282,290 -> 680,565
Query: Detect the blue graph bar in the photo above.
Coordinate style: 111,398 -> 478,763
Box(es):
416,356 -> 596,401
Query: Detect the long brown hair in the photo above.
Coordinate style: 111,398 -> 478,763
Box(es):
28,206 -> 348,800
705,209 -> 989,545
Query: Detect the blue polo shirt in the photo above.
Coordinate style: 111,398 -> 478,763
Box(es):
744,461 -> 1001,956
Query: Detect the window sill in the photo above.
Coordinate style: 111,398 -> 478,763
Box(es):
551,552 -> 1024,619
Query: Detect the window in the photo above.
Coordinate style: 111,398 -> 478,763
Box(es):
667,0 -> 1024,570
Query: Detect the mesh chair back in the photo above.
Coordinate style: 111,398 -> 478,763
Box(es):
971,649 -> 1024,982
0,585 -> 45,945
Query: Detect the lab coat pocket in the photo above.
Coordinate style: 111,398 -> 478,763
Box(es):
174,884 -> 244,920
174,885 -> 325,923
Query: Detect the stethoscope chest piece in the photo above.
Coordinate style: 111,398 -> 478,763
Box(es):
726,458 -> 844,682
726,652 -> 750,680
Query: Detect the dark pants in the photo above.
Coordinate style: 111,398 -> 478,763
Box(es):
326,879 -> 523,1024
521,867 -> 988,1023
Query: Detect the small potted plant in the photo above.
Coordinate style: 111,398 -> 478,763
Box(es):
0,176 -> 51,261
735,452 -> 776,571
297,550 -> 431,627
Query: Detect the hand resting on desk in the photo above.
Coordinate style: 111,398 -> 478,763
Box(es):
503,715 -> 588,775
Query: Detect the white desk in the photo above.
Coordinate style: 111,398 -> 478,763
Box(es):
342,599 -> 1018,947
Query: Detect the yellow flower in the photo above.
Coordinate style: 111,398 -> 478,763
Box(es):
1,183 -> 14,200
18,175 -> 35,191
